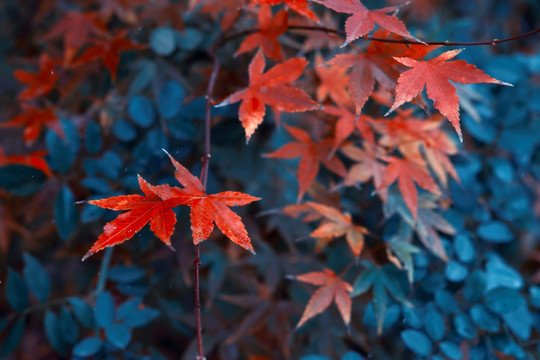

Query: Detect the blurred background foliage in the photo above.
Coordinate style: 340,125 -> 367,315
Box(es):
0,0 -> 540,359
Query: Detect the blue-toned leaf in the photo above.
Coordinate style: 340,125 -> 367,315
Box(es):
403,305 -> 424,328
44,311 -> 67,355
485,253 -> 522,291
401,329 -> 432,356
158,80 -> 185,119
453,313 -> 477,339
373,280 -> 388,333
424,309 -> 445,341
463,115 -> 496,144
0,317 -> 25,358
54,185 -> 78,241
107,265 -> 145,284
362,302 -> 400,332
45,119 -> 80,174
117,297 -> 142,320
177,28 -> 203,50
434,290 -> 458,314
477,221 -> 513,243
59,306 -> 79,345
0,165 -> 46,196
439,341 -> 462,360
72,337 -> 103,357
341,351 -> 363,360
95,291 -> 115,328
445,260 -> 468,282
484,287 -> 526,314
150,27 -> 176,56
105,323 -> 131,349
453,235 -> 475,263
470,304 -> 499,332
490,157 -> 514,183
128,95 -> 155,128
22,253 -> 50,303
97,151 -> 123,180
352,267 -> 376,296
124,307 -> 160,328
502,305 -> 532,340
81,177 -> 111,194
381,265 -> 409,303
530,286 -> 540,308
113,120 -> 137,142
421,273 -> 446,293
463,270 -> 486,303
68,297 -> 94,328
85,121 -> 102,154
5,268 -> 28,312
146,128 -> 169,155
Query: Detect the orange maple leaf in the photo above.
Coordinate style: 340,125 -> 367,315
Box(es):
235,5 -> 288,61
73,31 -> 146,82
315,54 -> 351,108
379,156 -> 440,219
386,49 -> 512,141
1,105 -> 62,145
44,11 -> 107,65
165,152 -> 260,253
341,143 -> 387,200
311,0 -> 419,46
14,53 -> 58,101
307,202 -> 368,257
265,125 -> 347,201
217,50 -> 319,140
293,269 -> 352,329
252,0 -> 318,22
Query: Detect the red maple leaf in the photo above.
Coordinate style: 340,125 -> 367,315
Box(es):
314,54 -> 351,108
235,5 -> 288,61
341,143 -> 387,200
165,152 -> 260,253
379,156 -> 440,219
85,152 -> 261,259
252,0 -> 318,22
264,125 -> 347,201
73,31 -> 146,82
83,175 -> 181,260
326,29 -> 437,115
1,105 -> 62,145
292,268 -> 352,329
311,0 -> 418,46
99,0 -> 147,24
44,11 -> 107,65
191,0 -> 245,31
386,49 -> 511,141
0,148 -> 52,177
217,49 -> 319,140
139,0 -> 185,29
14,53 -> 58,101
323,105 -> 375,153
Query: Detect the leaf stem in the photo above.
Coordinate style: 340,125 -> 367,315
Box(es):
93,247 -> 113,295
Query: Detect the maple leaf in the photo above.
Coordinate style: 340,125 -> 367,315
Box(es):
83,175 -> 181,260
139,0 -> 185,29
306,202 -> 369,257
292,268 -> 352,328
326,29 -> 437,115
235,5 -> 288,61
323,105 -> 375,153
293,11 -> 341,52
0,147 -> 52,177
217,50 -> 319,140
0,105 -> 62,145
99,0 -> 147,24
73,31 -> 146,82
44,11 -> 107,65
165,152 -> 260,253
311,0 -> 418,47
379,156 -> 440,220
14,53 -> 58,101
192,0 -> 245,31
314,54 -> 351,108
386,49 -> 512,141
341,143 -> 387,200
264,124 -> 347,201
252,0 -> 318,22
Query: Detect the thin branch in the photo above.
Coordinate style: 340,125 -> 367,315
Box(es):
92,247 -> 114,296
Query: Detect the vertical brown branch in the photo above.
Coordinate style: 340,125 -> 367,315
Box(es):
193,46 -> 221,360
